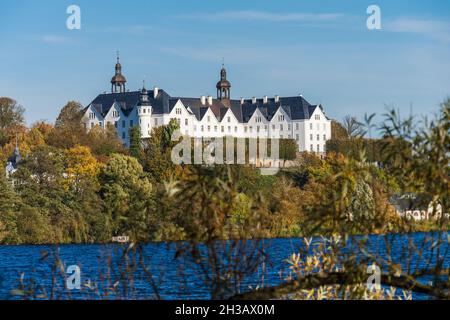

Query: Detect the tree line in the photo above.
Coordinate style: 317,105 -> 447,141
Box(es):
0,97 -> 448,244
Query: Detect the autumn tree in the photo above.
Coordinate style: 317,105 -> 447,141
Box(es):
47,101 -> 87,149
0,97 -> 25,147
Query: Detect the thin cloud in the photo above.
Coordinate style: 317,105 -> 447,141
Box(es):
386,18 -> 450,43
40,35 -> 70,44
176,10 -> 343,23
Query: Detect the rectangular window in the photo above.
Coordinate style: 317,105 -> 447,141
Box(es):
288,124 -> 291,130
207,125 -> 210,132
315,115 -> 320,120
317,134 -> 320,141
323,134 -> 326,141
89,112 -> 95,119
257,126 -> 260,133
227,116 -> 231,123
207,116 -> 210,122
201,125 -> 204,132
317,144 -> 320,152
154,119 -> 158,126
122,120 -> 126,128
90,123 -> 94,129
234,126 -> 237,132
279,124 -> 283,131
310,134 -> 313,140
296,123 -> 299,130
228,126 -> 231,132
310,144 -> 313,152
272,125 -> 275,130
221,126 -> 224,132
185,119 -> 188,126
122,132 -> 126,139
214,126 -> 218,132
310,123 -> 313,130
244,126 -> 248,133
130,120 -> 133,127
296,134 -> 299,140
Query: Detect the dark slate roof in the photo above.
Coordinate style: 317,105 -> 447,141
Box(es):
86,89 -> 172,117
86,90 -> 322,123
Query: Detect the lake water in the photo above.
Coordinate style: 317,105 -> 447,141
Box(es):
0,232 -> 448,300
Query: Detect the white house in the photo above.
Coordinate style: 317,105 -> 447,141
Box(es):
82,56 -> 332,153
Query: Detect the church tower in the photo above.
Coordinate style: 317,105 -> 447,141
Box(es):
111,52 -> 127,93
216,64 -> 231,106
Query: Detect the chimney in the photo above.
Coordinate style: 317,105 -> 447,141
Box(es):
200,95 -> 206,105
207,95 -> 213,105
153,87 -> 159,98
252,97 -> 257,104
274,95 -> 280,103
240,97 -> 244,105
263,95 -> 268,104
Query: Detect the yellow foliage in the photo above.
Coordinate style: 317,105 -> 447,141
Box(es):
63,145 -> 102,190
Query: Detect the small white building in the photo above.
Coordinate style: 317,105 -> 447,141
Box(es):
83,57 -> 332,153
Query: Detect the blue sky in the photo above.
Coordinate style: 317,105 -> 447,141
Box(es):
1,0 -> 450,126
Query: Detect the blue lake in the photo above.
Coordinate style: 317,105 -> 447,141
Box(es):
0,232 -> 448,300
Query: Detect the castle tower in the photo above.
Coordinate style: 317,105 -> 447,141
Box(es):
216,63 -> 231,107
137,81 -> 152,138
111,52 -> 127,93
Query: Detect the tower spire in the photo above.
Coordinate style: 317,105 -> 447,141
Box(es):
111,52 -> 127,93
216,61 -> 231,106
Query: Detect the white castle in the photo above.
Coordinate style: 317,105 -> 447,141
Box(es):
83,56 -> 331,153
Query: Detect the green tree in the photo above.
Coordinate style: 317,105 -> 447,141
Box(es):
99,154 -> 154,241
0,173 -> 20,243
129,126 -> 142,160
142,119 -> 180,182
